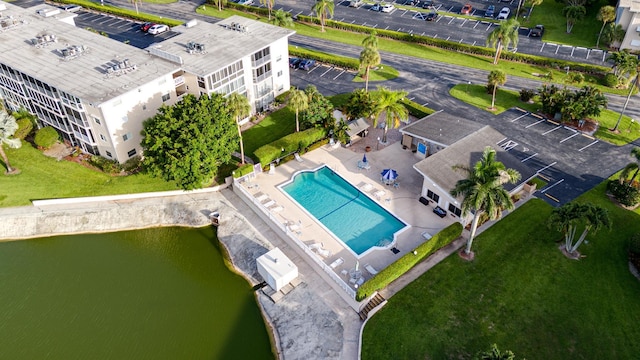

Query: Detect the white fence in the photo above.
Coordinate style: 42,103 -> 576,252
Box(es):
234,174 -> 357,299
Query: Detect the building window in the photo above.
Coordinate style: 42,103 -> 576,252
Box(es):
100,134 -> 106,142
162,93 -> 170,102
448,204 -> 462,217
277,70 -> 283,77
93,117 -> 101,125
105,151 -> 112,158
127,148 -> 137,157
142,105 -> 147,110
426,189 -> 439,203
123,132 -> 132,141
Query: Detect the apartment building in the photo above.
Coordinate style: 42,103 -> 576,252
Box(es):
0,1 -> 294,162
616,0 -> 640,51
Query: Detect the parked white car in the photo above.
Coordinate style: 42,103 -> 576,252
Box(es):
497,7 -> 510,20
148,24 -> 169,35
236,0 -> 254,5
381,3 -> 395,12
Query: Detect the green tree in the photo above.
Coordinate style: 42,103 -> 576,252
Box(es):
602,23 -> 626,47
486,19 -> 520,65
270,9 -> 294,28
312,0 -> 335,32
344,89 -> 376,121
548,202 -> 611,256
0,110 -> 21,174
613,62 -> 640,131
373,87 -> 408,143
289,88 -> 309,132
359,47 -> 381,92
608,51 -> 638,79
561,86 -> 607,122
301,86 -> 334,129
450,146 -> 521,257
487,70 -> 507,110
362,30 -> 378,50
620,147 -> 640,185
212,0 -> 228,11
260,0 -> 275,20
226,92 -> 251,165
596,5 -> 616,48
476,344 -> 516,360
141,93 -> 238,190
563,5 -> 586,33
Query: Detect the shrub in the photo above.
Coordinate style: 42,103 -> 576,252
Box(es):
274,90 -> 291,105
254,128 -> 327,166
356,222 -> 463,300
88,155 -> 122,174
233,163 -> 255,178
400,98 -> 434,119
568,72 -> 585,84
629,233 -> 640,270
122,155 -> 142,173
34,126 -> 59,148
603,73 -> 619,87
519,88 -> 536,102
13,118 -> 33,140
607,180 -> 640,207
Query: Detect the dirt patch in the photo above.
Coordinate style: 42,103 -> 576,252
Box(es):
43,142 -> 73,161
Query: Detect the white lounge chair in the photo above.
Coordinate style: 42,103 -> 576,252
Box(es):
270,205 -> 284,212
262,200 -> 275,208
294,153 -> 304,162
308,242 -> 323,251
317,248 -> 331,258
365,264 -> 378,275
329,257 -> 344,269
373,190 -> 386,199
361,183 -> 373,191
254,192 -> 268,202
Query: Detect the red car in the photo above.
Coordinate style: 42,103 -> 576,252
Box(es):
141,22 -> 155,32
460,3 -> 472,14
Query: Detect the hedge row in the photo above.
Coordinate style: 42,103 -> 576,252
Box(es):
296,15 -> 609,75
226,2 -> 269,17
54,0 -> 183,26
356,222 -> 463,300
289,47 -> 360,71
254,127 -> 327,166
233,163 -> 255,178
400,98 -> 434,119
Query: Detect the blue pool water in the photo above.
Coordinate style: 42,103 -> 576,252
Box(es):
281,166 -> 407,256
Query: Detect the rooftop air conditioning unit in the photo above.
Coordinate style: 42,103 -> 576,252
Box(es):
185,19 -> 197,28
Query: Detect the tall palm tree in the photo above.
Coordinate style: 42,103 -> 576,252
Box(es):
226,93 -> 251,165
289,88 -> 308,132
486,19 -> 520,65
359,47 -> 381,92
450,147 -> 521,257
563,5 -> 586,34
270,9 -> 294,28
130,0 -> 142,14
620,147 -> 640,185
596,6 -> 616,48
373,87 -> 408,143
312,0 -> 335,32
548,202 -> 611,255
487,70 -> 507,110
214,0 -> 228,11
0,111 -> 22,174
362,30 -> 378,50
527,0 -> 543,17
260,0 -> 275,20
613,62 -> 640,132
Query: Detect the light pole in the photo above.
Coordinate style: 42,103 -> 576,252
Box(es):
466,81 -> 471,94
628,119 -> 635,132
376,137 -> 380,150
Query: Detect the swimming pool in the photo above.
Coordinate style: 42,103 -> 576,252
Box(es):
280,165 -> 409,257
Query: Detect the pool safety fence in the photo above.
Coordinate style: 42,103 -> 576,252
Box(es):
234,179 -> 357,300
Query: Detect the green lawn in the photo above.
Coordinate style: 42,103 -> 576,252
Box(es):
362,184 -> 640,359
526,0 -> 608,49
0,143 -> 178,208
242,106 -> 296,159
354,65 -> 399,83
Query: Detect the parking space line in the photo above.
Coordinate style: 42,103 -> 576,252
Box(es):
459,19 -> 467,27
422,102 -> 429,106
578,140 -> 599,152
319,67 -> 333,77
486,23 -> 492,31
408,96 -> 415,101
333,70 -> 345,80
581,133 -> 595,140
544,193 -> 560,202
525,119 -> 545,128
473,21 -> 479,29
559,133 -> 579,143
537,161 -> 557,174
521,153 -> 538,162
510,113 -> 529,122
307,65 -> 321,73
540,42 -> 546,52
541,179 -> 564,194
563,126 -> 577,133
542,126 -> 561,135
514,107 -> 528,113
448,17 -> 456,25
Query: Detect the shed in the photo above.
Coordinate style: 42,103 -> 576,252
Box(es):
256,248 -> 298,292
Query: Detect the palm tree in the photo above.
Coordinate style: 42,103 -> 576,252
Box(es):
0,110 -> 22,174
487,70 -> 506,110
270,9 -> 294,28
602,23 -> 625,48
527,0 -> 543,17
289,88 -> 308,132
548,202 -> 611,256
486,19 -> 520,65
596,6 -> 616,48
478,344 -> 516,360
563,5 -> 586,34
359,47 -> 381,92
362,30 -> 378,50
312,0 -> 335,32
130,0 -> 142,14
260,0 -> 275,20
373,87 -> 408,143
450,146 -> 521,257
226,93 -> 251,165
214,0 -> 228,11
620,147 -> 640,185
612,62 -> 640,132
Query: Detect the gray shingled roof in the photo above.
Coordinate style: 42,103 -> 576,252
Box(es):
0,2 -> 180,104
413,126 -> 537,198
400,110 -> 485,147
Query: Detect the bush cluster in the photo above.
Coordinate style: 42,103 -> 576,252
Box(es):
629,233 -> 640,270
121,155 -> 142,173
519,88 -> 536,102
289,47 -> 360,70
603,73 -> 619,87
254,128 -> 327,166
233,163 -> 255,178
607,180 -> 640,207
356,222 -> 463,300
400,98 -> 434,119
34,126 -> 59,149
88,155 -> 122,174
13,118 -> 33,140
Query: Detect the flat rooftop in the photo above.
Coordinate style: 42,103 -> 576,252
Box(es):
400,110 -> 485,146
149,16 -> 295,76
0,1 -> 179,104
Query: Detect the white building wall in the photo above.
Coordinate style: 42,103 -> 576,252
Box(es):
270,37 -> 291,96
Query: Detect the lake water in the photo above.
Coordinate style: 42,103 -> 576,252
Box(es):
0,227 -> 274,359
